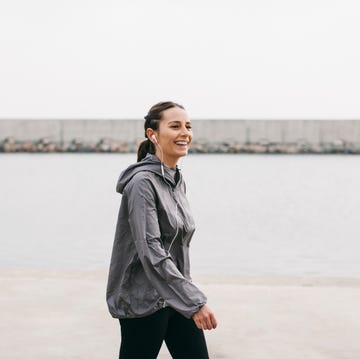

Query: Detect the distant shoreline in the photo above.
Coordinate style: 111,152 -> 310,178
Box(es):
2,119 -> 360,154
0,140 -> 359,154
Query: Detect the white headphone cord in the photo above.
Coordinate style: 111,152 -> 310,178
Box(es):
153,140 -> 179,254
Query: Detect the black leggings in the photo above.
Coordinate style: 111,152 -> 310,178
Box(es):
119,307 -> 209,359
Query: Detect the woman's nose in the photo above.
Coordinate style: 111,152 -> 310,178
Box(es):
181,126 -> 191,136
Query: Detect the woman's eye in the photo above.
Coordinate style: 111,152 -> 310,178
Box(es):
170,124 -> 192,130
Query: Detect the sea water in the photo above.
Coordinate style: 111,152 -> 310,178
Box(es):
1,153 -> 359,277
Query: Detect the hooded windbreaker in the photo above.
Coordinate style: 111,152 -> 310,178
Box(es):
106,153 -> 207,319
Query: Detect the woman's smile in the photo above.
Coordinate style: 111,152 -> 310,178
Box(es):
150,106 -> 193,168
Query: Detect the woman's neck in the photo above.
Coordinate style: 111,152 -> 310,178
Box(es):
154,152 -> 178,169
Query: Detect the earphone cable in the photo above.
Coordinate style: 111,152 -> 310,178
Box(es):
155,141 -> 179,254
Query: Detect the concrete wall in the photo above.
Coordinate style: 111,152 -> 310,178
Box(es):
192,120 -> 360,144
0,120 -> 144,144
1,119 -> 360,145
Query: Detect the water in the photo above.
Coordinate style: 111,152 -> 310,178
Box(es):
1,153 -> 359,277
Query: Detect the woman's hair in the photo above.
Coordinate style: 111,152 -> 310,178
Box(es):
137,101 -> 185,162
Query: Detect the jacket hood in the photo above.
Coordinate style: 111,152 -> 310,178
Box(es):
116,153 -> 180,194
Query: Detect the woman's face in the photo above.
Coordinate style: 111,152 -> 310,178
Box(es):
153,106 -> 193,166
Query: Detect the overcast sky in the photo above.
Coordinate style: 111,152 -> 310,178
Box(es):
0,0 -> 359,119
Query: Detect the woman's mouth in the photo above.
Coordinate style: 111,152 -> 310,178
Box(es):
175,141 -> 188,149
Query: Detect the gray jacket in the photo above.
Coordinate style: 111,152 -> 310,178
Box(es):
106,153 -> 207,319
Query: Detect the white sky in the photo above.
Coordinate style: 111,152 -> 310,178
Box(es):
0,0 -> 359,119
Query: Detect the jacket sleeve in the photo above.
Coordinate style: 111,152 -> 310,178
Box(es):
125,175 -> 207,319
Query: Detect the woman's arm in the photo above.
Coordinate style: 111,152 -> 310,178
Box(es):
125,175 -> 207,319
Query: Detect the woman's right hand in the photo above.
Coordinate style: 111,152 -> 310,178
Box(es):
192,304 -> 217,330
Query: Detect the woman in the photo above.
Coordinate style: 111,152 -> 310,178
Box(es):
106,101 -> 217,359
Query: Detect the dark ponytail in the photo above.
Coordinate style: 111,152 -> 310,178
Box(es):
137,101 -> 185,162
137,139 -> 155,162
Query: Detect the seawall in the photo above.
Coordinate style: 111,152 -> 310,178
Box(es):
1,119 -> 360,153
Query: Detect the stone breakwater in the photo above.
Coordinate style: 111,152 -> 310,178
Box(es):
1,119 -> 360,154
1,136 -> 359,154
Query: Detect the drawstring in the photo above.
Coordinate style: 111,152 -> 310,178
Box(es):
174,166 -> 180,185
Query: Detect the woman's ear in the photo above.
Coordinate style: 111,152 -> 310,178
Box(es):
146,129 -> 157,144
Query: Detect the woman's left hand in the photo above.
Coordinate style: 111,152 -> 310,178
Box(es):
192,304 -> 218,330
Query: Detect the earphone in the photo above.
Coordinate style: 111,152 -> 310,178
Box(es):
151,134 -> 158,144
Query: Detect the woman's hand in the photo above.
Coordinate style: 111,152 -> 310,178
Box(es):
192,304 -> 217,330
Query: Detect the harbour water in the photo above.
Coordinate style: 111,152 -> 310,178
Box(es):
1,153 -> 359,277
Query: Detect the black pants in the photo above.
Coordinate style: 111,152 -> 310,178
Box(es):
119,307 -> 209,359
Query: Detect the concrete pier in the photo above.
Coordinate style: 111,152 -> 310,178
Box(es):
1,269 -> 360,359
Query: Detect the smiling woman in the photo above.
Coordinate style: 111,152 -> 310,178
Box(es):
142,104 -> 193,167
106,101 -> 217,359
136,102 -> 192,165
